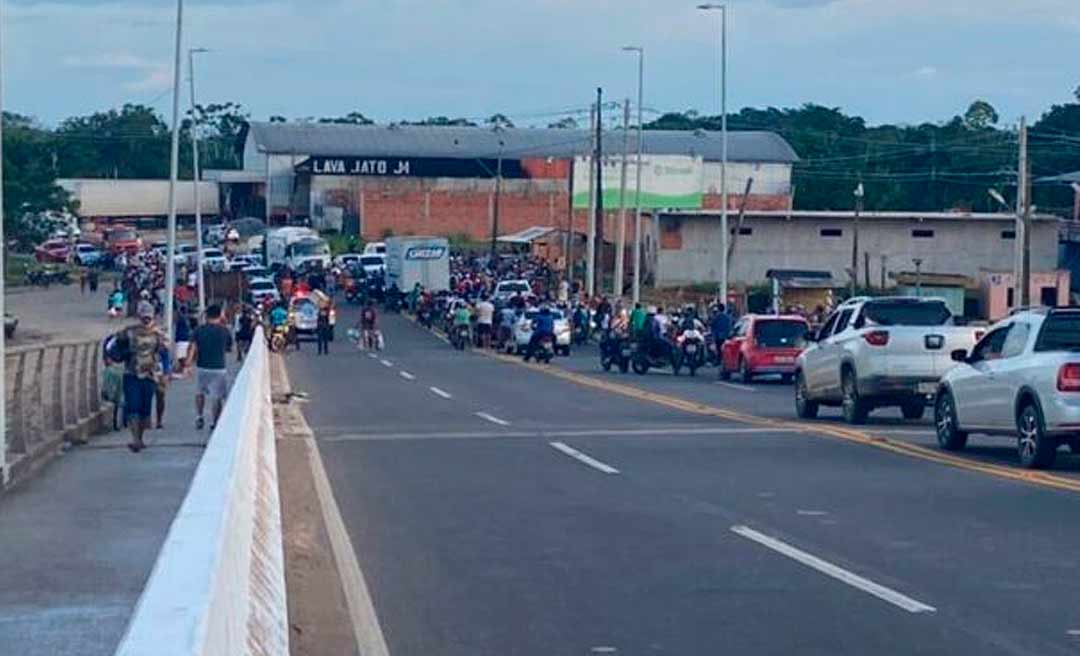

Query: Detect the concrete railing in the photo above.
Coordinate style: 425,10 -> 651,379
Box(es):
114,328 -> 289,656
2,339 -> 106,487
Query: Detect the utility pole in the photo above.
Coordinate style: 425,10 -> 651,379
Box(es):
594,87 -> 604,298
1018,116 -> 1031,307
164,0 -> 184,346
188,47 -> 207,319
490,138 -> 504,261
621,45 -> 645,304
851,182 -> 864,296
586,103 -> 596,298
564,159 -> 574,283
913,258 -> 923,296
615,98 -> 630,297
0,0 -> 8,485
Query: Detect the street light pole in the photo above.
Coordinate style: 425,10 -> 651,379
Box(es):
698,3 -> 728,305
188,47 -> 208,319
0,0 -> 8,485
164,0 -> 185,344
990,186 -> 1023,308
852,182 -> 864,296
622,46 -> 645,304
490,136 -> 504,261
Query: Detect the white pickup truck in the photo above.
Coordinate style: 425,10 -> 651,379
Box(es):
794,296 -> 983,424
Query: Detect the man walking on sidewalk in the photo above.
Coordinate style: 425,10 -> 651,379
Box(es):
185,304 -> 233,431
108,302 -> 166,452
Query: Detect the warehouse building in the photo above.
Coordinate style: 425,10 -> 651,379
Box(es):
650,209 -> 1063,292
219,122 -> 798,242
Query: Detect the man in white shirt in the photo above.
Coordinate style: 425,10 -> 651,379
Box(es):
475,296 -> 496,349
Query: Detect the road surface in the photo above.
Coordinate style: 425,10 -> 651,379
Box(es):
284,310 -> 1080,655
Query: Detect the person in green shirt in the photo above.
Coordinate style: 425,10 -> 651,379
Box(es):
629,302 -> 647,341
451,302 -> 473,348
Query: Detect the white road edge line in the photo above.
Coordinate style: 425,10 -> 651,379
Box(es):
731,525 -> 935,614
399,371 -> 416,381
429,386 -> 452,399
475,411 -> 511,427
379,359 -> 394,368
549,441 -> 620,475
716,381 -> 756,392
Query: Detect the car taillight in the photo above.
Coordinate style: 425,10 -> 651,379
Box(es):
1058,363 -> 1080,392
863,330 -> 890,347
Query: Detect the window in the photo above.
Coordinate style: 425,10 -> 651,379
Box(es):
1034,313 -> 1080,352
733,227 -> 753,236
912,229 -> 935,239
817,312 -> 840,340
733,320 -> 748,338
820,228 -> 843,238
861,299 -> 951,326
753,320 -> 808,348
970,326 -> 1011,363
1007,287 -> 1015,308
1001,322 -> 1031,358
1001,230 -> 1016,240
835,309 -> 855,334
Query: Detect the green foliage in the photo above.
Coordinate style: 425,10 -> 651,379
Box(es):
324,232 -> 364,256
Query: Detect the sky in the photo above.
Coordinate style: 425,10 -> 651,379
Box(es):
4,0 -> 1079,128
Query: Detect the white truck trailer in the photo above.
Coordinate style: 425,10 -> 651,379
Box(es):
385,236 -> 450,292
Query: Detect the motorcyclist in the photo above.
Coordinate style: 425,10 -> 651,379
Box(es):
710,303 -> 732,345
451,301 -> 472,346
524,305 -> 556,362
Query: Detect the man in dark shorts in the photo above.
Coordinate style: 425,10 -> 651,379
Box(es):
359,300 -> 378,350
109,302 -> 165,452
185,304 -> 233,430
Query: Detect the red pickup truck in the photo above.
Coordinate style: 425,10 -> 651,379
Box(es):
91,226 -> 142,256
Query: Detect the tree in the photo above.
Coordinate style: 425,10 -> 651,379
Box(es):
54,103 -> 178,179
486,113 -> 514,129
403,116 -> 477,127
269,115 -> 288,123
2,113 -> 72,247
963,100 -> 999,129
318,111 -> 374,125
547,116 -> 578,129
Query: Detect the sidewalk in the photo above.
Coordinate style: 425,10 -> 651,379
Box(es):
0,373 -> 218,656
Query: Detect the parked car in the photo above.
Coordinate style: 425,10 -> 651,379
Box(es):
70,243 -> 104,267
243,265 -> 272,280
248,278 -> 281,306
363,242 -> 386,256
334,253 -> 363,269
203,225 -> 226,246
358,254 -> 386,277
5,313 -> 18,339
150,241 -> 169,258
174,243 -> 198,267
720,314 -> 810,383
935,307 -> 1080,469
289,293 -> 335,341
35,239 -> 70,263
794,296 -> 982,424
99,226 -> 141,256
201,248 -> 228,272
510,309 -> 571,356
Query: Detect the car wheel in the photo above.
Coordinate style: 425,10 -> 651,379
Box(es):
1017,403 -> 1056,470
738,358 -> 752,384
901,401 -> 926,420
632,357 -> 649,375
795,372 -> 819,419
718,363 -> 731,381
841,369 -> 869,424
934,391 -> 968,451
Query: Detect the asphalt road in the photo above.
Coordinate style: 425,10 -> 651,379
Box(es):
286,310 -> 1080,655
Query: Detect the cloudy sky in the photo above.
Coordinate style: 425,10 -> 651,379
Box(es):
4,0 -> 1079,127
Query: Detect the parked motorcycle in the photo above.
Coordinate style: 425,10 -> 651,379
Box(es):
599,330 -> 631,374
678,328 -> 706,377
630,338 -> 683,376
533,334 -> 555,364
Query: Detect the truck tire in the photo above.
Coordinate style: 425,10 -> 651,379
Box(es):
841,369 -> 870,425
934,391 -> 968,451
1017,403 -> 1056,470
795,372 -> 819,419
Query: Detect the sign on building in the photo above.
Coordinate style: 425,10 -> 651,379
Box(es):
572,155 -> 703,210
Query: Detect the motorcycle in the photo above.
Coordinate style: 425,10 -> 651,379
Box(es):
599,330 -> 631,374
451,324 -> 471,351
630,337 -> 683,376
417,306 -> 434,329
344,285 -> 363,305
705,334 -> 723,367
533,334 -> 555,364
678,328 -> 706,377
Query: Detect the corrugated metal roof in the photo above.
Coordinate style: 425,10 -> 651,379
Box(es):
1036,170 -> 1080,184
247,122 -> 798,163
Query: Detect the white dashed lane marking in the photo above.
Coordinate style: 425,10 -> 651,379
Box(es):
399,371 -> 416,381
549,441 -> 620,475
475,412 -> 510,427
429,387 -> 452,399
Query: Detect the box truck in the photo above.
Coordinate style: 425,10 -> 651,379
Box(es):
385,236 -> 450,292
265,227 -> 331,271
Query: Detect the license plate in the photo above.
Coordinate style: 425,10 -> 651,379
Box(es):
917,382 -> 937,395
775,356 -> 794,364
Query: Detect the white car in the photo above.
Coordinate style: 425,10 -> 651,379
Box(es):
231,254 -> 262,269
510,309 -> 571,356
243,266 -> 271,280
202,248 -> 228,272
248,278 -> 281,305
935,307 -> 1080,469
363,242 -> 386,256
494,279 -> 531,303
174,243 -> 198,267
795,296 -> 982,424
358,254 -> 386,277
71,243 -> 103,266
334,253 -> 363,269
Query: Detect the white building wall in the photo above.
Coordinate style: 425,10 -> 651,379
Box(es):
657,215 -> 1059,286
703,162 -> 791,196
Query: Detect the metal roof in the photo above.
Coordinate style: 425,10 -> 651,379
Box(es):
1036,170 -> 1080,184
660,210 -> 1061,223
247,122 -> 798,163
496,226 -> 557,244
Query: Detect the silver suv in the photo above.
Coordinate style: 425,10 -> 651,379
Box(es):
934,307 -> 1080,469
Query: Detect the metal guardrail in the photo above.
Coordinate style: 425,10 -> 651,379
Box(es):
2,339 -> 104,486
114,327 -> 289,656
